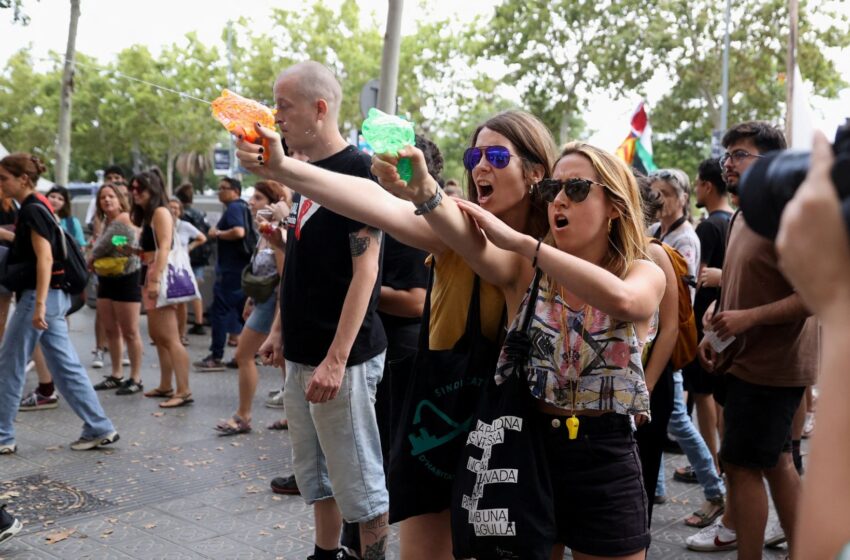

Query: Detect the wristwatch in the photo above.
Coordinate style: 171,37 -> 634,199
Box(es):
414,188 -> 444,216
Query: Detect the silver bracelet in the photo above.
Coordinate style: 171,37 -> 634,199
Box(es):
414,188 -> 444,216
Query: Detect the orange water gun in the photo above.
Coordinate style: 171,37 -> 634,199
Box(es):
211,89 -> 276,146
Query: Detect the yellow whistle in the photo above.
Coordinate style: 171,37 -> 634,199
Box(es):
566,416 -> 579,440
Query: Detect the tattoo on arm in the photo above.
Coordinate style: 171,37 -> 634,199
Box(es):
349,227 -> 383,258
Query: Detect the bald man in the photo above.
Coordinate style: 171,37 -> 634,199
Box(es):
264,61 -> 390,560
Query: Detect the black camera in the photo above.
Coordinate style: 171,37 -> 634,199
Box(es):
738,119 -> 850,240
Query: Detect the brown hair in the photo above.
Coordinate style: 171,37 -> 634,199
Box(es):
464,110 -> 557,239
551,142 -> 649,279
253,180 -> 285,204
96,183 -> 131,221
130,169 -> 168,226
0,152 -> 46,187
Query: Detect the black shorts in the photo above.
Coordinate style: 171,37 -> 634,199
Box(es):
683,357 -> 716,395
541,412 -> 650,556
96,270 -> 142,303
720,374 -> 804,469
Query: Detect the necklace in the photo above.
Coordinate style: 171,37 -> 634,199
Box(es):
557,285 -> 589,440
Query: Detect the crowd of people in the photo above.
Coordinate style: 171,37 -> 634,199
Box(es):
0,58 -> 847,560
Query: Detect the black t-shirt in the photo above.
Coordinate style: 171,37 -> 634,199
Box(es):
8,193 -> 64,291
281,145 -> 387,367
693,209 -> 733,333
378,233 -> 429,330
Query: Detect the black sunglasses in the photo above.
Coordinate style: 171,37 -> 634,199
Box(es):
537,178 -> 606,204
463,145 -> 519,171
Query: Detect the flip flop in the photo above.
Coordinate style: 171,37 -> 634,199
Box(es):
143,388 -> 174,398
214,414 -> 252,436
267,419 -> 289,430
159,394 -> 194,408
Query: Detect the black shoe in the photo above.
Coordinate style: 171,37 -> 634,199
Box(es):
0,504 -> 23,544
673,465 -> 699,483
306,550 -> 355,560
93,376 -> 124,391
189,323 -> 206,335
225,358 -> 238,369
271,474 -> 300,495
653,494 -> 668,505
116,379 -> 143,395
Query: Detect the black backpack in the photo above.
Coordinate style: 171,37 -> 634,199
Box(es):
0,203 -> 89,294
239,201 -> 259,258
181,206 -> 212,267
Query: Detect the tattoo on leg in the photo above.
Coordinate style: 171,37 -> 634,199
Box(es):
363,536 -> 387,560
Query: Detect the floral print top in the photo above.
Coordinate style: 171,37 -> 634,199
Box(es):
496,276 -> 651,419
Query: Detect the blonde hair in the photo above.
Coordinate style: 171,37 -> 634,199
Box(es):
548,142 -> 649,279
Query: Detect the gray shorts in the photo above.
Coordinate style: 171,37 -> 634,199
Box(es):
284,353 -> 389,523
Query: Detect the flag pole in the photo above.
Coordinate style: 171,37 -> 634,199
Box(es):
785,0 -> 798,144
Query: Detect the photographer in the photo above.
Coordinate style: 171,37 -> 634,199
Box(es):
777,131 -> 850,560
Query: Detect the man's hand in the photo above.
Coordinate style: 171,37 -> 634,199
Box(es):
259,331 -> 283,367
702,301 -> 716,329
710,309 -> 754,340
697,338 -> 717,372
305,355 -> 346,404
699,267 -> 722,288
207,227 -> 218,240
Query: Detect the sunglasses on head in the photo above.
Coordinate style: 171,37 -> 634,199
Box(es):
463,145 -> 519,171
537,178 -> 606,204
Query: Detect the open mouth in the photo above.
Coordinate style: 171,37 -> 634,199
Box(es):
477,183 -> 494,202
553,215 -> 569,229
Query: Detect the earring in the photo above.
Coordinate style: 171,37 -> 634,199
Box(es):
607,219 -> 613,233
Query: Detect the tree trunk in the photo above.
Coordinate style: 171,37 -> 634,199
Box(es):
559,113 -> 570,146
55,0 -> 81,185
166,147 -> 175,196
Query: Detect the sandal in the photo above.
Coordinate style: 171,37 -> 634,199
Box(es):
214,414 -> 252,436
267,419 -> 289,430
144,387 -> 174,399
159,394 -> 194,408
685,497 -> 725,528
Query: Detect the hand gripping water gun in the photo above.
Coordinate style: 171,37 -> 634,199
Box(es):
361,108 -> 415,182
211,89 -> 276,145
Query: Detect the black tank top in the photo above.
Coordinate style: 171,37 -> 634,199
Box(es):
140,224 -> 156,251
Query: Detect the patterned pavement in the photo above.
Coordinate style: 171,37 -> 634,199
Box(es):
0,307 -> 792,559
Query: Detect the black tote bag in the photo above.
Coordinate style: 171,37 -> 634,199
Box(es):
451,269 -> 557,560
388,269 -> 504,523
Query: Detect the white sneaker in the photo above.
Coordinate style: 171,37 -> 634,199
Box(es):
802,412 -> 815,439
70,430 -> 120,451
686,520 -> 737,551
265,389 -> 285,409
121,354 -> 130,366
765,519 -> 787,548
92,348 -> 105,369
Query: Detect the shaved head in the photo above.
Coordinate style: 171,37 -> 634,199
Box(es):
275,61 -> 343,120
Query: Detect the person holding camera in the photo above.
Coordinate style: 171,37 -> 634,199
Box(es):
689,122 -> 817,558
776,130 -> 850,560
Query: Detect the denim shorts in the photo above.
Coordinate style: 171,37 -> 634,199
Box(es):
720,374 -> 805,469
284,352 -> 389,522
244,294 -> 277,334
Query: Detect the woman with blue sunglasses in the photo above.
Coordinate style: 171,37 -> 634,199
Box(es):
236,109 -> 555,560
373,141 -> 665,560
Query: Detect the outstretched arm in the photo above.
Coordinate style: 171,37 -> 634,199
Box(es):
458,200 -> 664,322
235,125 -> 447,256
371,148 -> 532,291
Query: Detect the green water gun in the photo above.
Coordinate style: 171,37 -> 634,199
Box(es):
361,108 -> 415,182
